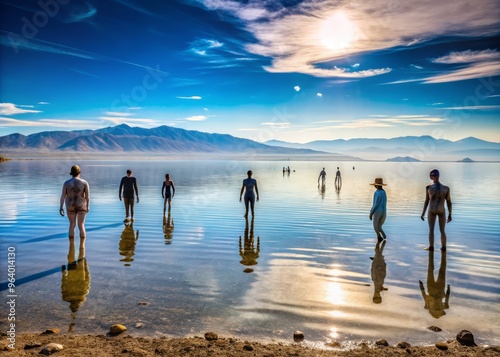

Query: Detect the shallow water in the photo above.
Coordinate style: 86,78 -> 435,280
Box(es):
1,159 -> 499,347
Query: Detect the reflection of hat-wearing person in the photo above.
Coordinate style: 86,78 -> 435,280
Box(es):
61,242 -> 90,332
369,178 -> 387,241
419,250 -> 450,318
239,217 -> 260,268
371,240 -> 387,304
119,223 -> 139,266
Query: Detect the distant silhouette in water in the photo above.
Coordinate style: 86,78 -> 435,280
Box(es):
369,178 -> 387,241
370,240 -> 387,304
61,241 -> 90,332
421,169 -> 452,251
119,222 -> 139,266
239,216 -> 260,272
162,173 -> 175,214
419,250 -> 450,318
335,167 -> 342,186
318,181 -> 326,199
163,211 -> 174,244
239,170 -> 259,218
318,167 -> 326,185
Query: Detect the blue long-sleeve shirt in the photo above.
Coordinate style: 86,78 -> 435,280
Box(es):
370,188 -> 387,216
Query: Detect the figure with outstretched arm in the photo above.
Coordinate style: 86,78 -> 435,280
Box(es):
421,169 -> 452,251
239,170 -> 259,218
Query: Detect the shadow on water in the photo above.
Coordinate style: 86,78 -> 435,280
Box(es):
20,222 -> 124,243
0,266 -> 61,291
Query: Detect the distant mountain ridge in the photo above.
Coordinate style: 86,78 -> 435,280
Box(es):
0,124 -> 334,156
265,136 -> 500,160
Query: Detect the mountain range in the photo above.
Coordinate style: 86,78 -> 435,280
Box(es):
1,124 -> 498,161
265,136 -> 500,161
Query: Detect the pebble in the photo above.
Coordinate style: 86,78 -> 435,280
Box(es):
41,329 -> 60,335
204,332 -> 218,341
40,343 -> 64,355
435,342 -> 448,350
293,331 -> 304,342
109,324 -> 127,335
427,326 -> 442,332
135,322 -> 144,328
396,341 -> 411,349
24,342 -> 42,350
376,339 -> 389,346
243,344 -> 254,351
456,329 -> 477,346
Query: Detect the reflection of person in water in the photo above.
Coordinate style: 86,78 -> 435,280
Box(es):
61,241 -> 90,332
370,240 -> 387,304
119,222 -> 139,266
239,216 -> 260,270
419,250 -> 450,318
163,211 -> 174,244
335,167 -> 342,186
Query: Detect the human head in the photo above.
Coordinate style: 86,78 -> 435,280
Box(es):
370,178 -> 387,188
70,165 -> 81,177
126,169 -> 132,176
165,173 -> 170,180
430,169 -> 440,178
247,170 -> 253,177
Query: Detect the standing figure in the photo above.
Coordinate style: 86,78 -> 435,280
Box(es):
335,167 -> 342,186
421,169 -> 452,251
162,173 -> 176,214
119,169 -> 139,222
60,165 -> 90,246
369,177 -> 387,241
318,167 -> 327,185
239,170 -> 259,218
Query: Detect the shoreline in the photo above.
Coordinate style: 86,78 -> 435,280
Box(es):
2,331 -> 499,356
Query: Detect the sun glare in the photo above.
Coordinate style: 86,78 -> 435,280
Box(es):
320,11 -> 357,50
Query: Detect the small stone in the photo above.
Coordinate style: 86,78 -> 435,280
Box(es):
24,342 -> 42,349
456,329 -> 477,346
243,344 -> 254,351
40,343 -> 64,355
204,332 -> 218,341
243,268 -> 254,273
427,326 -> 442,332
109,324 -> 127,335
435,342 -> 448,350
293,331 -> 304,342
137,302 -> 150,306
41,329 -> 60,335
376,339 -> 389,346
397,341 -> 411,349
135,322 -> 144,328
326,341 -> 341,348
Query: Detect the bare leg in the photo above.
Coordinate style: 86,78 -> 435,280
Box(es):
244,197 -> 250,218
76,211 -> 87,248
426,213 -> 436,250
250,198 -> 255,216
67,211 -> 77,239
437,212 -> 447,250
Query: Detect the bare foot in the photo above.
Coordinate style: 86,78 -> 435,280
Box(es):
424,246 -> 434,251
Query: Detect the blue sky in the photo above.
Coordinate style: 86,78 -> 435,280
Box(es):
1,0 -> 499,143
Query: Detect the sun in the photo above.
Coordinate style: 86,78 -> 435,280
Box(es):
320,11 -> 357,50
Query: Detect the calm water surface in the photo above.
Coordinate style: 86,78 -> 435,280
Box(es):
1,159 -> 499,347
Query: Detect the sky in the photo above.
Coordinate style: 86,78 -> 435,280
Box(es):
0,0 -> 499,143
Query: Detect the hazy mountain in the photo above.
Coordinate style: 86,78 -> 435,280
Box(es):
266,136 -> 500,160
0,124 -> 336,157
385,156 -> 421,162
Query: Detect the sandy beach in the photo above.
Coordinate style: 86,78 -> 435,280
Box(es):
2,330 -> 499,356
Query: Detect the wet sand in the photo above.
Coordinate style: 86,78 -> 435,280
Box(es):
2,331 -> 499,356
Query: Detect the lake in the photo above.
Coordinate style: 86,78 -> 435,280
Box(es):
0,159 -> 499,348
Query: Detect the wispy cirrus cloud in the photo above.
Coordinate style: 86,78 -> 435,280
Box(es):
438,105 -> 500,110
0,103 -> 42,115
177,96 -> 202,100
432,49 -> 500,64
0,117 -> 97,128
63,3 -> 97,23
261,121 -> 290,129
185,115 -> 207,121
99,116 -> 158,126
197,0 -> 499,79
313,115 -> 445,129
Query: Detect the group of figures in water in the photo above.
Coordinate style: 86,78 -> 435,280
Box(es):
57,164 -> 453,331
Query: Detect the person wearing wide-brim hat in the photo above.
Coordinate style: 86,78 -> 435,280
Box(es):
369,178 -> 387,241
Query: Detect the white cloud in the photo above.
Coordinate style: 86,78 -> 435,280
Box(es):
177,96 -> 202,100
0,103 -> 42,115
0,117 -> 96,128
351,63 -> 360,68
199,0 -> 499,79
38,102 -> 50,105
261,122 -> 290,129
316,93 -> 323,97
294,86 -> 301,92
411,64 -> 423,69
104,112 -> 134,117
190,39 -> 223,56
432,49 -> 500,64
438,105 -> 500,110
99,117 -> 158,125
185,115 -> 207,121
422,61 -> 500,83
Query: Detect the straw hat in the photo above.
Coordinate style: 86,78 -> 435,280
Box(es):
370,178 -> 387,186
